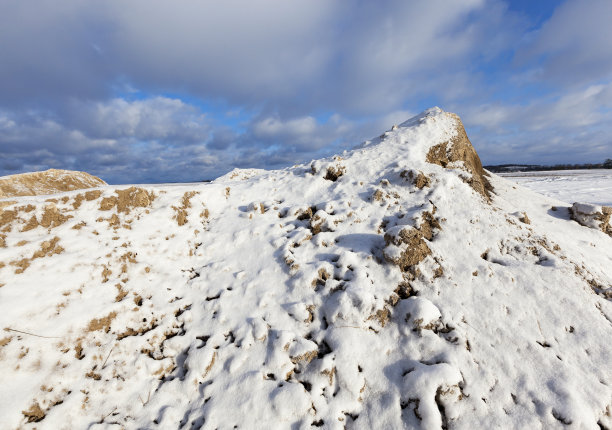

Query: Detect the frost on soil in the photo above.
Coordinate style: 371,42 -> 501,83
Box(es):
0,108 -> 611,429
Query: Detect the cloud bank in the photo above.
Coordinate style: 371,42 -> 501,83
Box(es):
0,0 -> 610,183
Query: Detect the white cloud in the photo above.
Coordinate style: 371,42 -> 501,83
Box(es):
516,0 -> 612,86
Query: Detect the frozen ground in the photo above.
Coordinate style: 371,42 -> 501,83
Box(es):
499,169 -> 612,206
1,109 -> 611,429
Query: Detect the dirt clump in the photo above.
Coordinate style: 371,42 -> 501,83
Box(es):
99,187 -> 155,214
418,210 -> 441,241
11,237 -> 64,274
72,190 -> 102,209
0,208 -> 18,230
87,311 -> 117,333
383,227 -> 431,271
22,402 -> 46,423
425,113 -> 492,200
0,169 -> 106,198
20,205 -> 72,232
368,307 -> 391,327
295,207 -> 314,221
570,203 -> 612,236
311,268 -> 330,290
324,165 -> 345,182
401,170 -> 431,189
518,212 -> 531,225
172,191 -> 199,226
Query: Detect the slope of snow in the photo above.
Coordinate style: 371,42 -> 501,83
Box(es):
500,169 -> 612,206
0,108 -> 611,429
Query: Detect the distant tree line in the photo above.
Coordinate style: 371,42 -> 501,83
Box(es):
485,159 -> 612,173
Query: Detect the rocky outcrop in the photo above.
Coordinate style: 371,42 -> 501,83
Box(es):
570,202 -> 612,236
425,113 -> 492,200
0,169 -> 106,198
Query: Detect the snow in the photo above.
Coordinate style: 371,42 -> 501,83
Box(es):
500,169 -> 612,206
0,108 -> 611,429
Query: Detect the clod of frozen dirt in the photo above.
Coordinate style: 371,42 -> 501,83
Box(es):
383,226 -> 431,271
425,113 -> 492,200
99,187 -> 155,214
0,169 -> 106,198
570,202 -> 612,236
401,170 -> 431,189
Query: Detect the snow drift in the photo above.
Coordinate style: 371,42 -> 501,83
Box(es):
0,108 -> 611,429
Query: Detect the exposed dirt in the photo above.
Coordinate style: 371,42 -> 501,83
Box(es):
401,170 -> 431,189
384,227 -> 431,271
22,402 -> 45,423
0,169 -> 106,198
10,237 -> 64,274
99,187 -> 155,214
519,212 -> 531,225
72,190 -> 103,209
419,210 -> 441,241
87,311 -> 117,333
172,191 -> 198,226
324,165 -> 345,182
22,205 -> 72,232
426,113 -> 492,200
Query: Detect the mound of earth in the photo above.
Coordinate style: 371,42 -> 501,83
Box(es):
0,169 -> 106,199
0,108 -> 610,429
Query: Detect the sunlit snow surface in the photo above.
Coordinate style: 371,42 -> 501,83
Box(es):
499,169 -> 612,206
1,109 -> 611,429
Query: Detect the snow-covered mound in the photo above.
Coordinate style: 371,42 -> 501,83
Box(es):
0,108 -> 611,429
0,169 -> 106,199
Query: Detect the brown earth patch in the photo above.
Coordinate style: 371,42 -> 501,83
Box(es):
419,211 -> 441,241
401,170 -> 431,189
99,187 -> 155,214
172,191 -> 198,226
368,307 -> 391,327
290,350 -> 318,364
87,311 -> 117,333
383,227 -> 431,272
0,200 -> 17,209
324,165 -> 345,181
72,190 -> 103,209
0,208 -> 18,229
116,318 -> 159,340
425,113 -> 492,200
519,212 -> 531,224
22,402 -> 45,423
21,205 -> 72,232
0,169 -> 105,198
11,237 -> 64,274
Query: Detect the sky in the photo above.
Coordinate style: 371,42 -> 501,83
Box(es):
1,0 -> 611,184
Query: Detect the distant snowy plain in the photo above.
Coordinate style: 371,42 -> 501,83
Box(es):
499,169 -> 612,206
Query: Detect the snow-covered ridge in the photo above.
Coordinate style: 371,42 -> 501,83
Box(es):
0,108 -> 610,429
0,169 -> 107,199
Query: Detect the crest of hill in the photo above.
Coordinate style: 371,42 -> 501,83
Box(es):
0,169 -> 106,198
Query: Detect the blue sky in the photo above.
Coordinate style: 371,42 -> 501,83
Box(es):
1,0 -> 611,184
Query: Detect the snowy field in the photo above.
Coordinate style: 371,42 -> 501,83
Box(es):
499,169 -> 612,206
